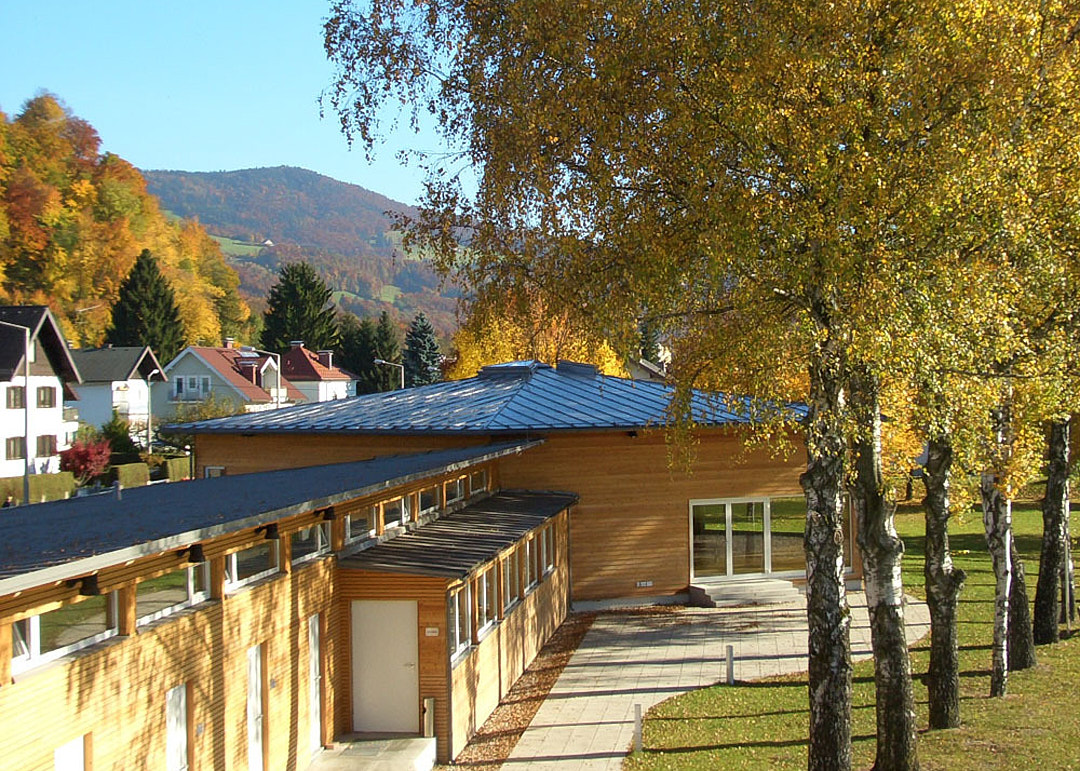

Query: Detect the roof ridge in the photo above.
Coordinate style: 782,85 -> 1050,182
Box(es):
475,368 -> 536,430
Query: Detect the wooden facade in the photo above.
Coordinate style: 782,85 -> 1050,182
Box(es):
194,426 -> 811,604
0,453 -> 569,768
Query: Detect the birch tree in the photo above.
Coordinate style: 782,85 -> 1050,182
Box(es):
325,1 -> 1080,766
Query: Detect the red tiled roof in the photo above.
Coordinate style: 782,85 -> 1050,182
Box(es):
281,345 -> 354,382
186,347 -> 306,403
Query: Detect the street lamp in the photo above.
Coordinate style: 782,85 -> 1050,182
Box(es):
0,320 -> 30,504
145,368 -> 161,450
374,358 -> 404,390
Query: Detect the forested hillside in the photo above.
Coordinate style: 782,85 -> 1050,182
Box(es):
0,94 -> 253,347
143,166 -> 458,335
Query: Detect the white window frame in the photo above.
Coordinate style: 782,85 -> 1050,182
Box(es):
502,549 -> 521,613
166,683 -> 189,771
525,538 -> 538,591
345,506 -> 376,542
542,525 -> 555,574
291,522 -> 332,565
469,469 -> 488,498
204,466 -> 225,478
382,496 -> 410,530
136,564 -> 210,627
418,486 -> 439,515
476,567 -> 497,636
199,376 -> 211,396
446,477 -> 466,505
450,584 -> 472,660
225,542 -> 280,591
12,593 -> 119,675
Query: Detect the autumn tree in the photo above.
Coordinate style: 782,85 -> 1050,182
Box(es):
0,94 -> 251,347
403,312 -> 442,387
260,261 -> 340,354
105,249 -> 186,362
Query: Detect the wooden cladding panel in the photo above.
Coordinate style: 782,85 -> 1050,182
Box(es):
0,557 -> 337,771
498,430 -> 805,601
335,570 -> 452,761
449,510 -> 570,760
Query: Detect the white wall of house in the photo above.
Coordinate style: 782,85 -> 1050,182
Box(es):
292,379 -> 353,403
0,374 -> 75,478
66,379 -> 151,430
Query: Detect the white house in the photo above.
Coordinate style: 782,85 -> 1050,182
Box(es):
0,307 -> 81,479
66,346 -> 166,443
153,345 -> 304,420
281,341 -> 357,402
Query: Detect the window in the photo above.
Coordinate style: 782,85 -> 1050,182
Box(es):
346,506 -> 376,542
36,386 -> 56,408
446,477 -> 466,505
6,386 -> 24,409
450,584 -> 472,658
174,378 -> 184,398
542,525 -> 555,574
503,549 -> 521,612
525,538 -> 538,589
166,684 -> 189,771
469,470 -> 488,498
419,486 -> 439,515
199,376 -> 211,396
225,542 -> 279,590
476,567 -> 497,633
12,593 -> 119,675
291,522 -> 331,563
136,565 -> 209,625
382,496 -> 410,529
204,466 -> 225,478
6,436 -> 25,460
36,434 -> 57,457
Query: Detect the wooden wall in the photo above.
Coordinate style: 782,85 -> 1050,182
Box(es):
448,510 -> 570,757
0,555 -> 337,771
197,427 -> 807,603
334,570 -> 452,761
497,429 -> 805,601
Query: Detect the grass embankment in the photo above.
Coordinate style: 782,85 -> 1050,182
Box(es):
626,505 -> 1080,771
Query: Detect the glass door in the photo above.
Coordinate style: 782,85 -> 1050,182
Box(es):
691,499 -> 768,579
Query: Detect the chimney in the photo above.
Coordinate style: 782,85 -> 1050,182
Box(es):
239,361 -> 257,383
290,340 -> 305,349
223,337 -> 235,348
317,350 -> 333,368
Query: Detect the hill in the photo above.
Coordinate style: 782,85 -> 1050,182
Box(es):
143,166 -> 458,336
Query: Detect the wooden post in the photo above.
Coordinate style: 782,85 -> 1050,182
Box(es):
0,620 -> 12,685
118,585 -> 138,636
210,556 -> 226,600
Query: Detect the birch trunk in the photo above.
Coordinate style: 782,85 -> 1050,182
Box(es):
850,370 -> 918,771
922,433 -> 965,729
1035,417 -> 1069,644
1008,538 -> 1036,670
802,340 -> 852,771
981,400 -> 1013,697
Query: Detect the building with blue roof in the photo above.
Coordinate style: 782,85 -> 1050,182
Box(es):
183,360 -> 840,607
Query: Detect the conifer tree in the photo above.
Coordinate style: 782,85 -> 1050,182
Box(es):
105,249 -> 186,363
339,313 -> 380,394
403,312 -> 441,388
373,311 -> 402,391
260,262 -> 339,354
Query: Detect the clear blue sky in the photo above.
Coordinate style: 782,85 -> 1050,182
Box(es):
0,0 -> 440,205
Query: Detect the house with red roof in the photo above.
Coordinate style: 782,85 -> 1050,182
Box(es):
152,345 -> 306,420
281,341 -> 357,401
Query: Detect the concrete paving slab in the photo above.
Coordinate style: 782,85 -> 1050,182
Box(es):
504,592 -> 930,770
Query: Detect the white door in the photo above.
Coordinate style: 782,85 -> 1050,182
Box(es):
308,615 -> 322,756
166,684 -> 188,771
53,736 -> 84,770
247,644 -> 264,771
351,600 -> 419,733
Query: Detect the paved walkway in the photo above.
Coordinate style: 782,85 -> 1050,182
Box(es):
504,592 -> 930,769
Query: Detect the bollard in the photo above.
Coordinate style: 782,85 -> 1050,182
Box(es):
726,644 -> 734,685
634,703 -> 642,753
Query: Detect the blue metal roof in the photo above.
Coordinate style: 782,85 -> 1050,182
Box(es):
0,441 -> 539,594
172,360 -> 796,436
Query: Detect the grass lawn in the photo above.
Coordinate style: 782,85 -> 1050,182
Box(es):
626,503 -> 1080,770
